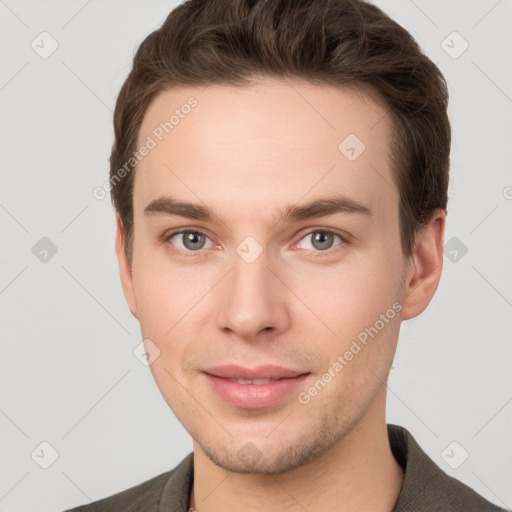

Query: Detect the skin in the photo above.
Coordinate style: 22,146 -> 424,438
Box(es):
115,79 -> 445,512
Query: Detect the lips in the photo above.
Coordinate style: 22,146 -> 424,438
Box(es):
202,365 -> 310,408
226,378 -> 277,385
204,364 -> 305,380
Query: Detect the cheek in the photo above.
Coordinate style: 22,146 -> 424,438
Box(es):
293,255 -> 401,339
130,253 -> 223,389
289,249 -> 403,386
130,243 -> 211,337
132,269 -> 171,338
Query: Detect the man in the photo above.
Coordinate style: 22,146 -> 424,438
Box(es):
66,0 -> 506,510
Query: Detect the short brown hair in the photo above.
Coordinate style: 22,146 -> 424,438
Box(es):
110,0 -> 450,263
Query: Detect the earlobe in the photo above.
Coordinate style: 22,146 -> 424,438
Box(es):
401,209 -> 446,320
114,214 -> 139,320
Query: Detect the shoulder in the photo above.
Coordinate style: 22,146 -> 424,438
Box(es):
388,424 -> 508,512
62,453 -> 194,512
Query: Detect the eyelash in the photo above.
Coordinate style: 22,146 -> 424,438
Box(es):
163,228 -> 349,258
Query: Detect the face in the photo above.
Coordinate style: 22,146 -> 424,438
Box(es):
117,80 -> 425,474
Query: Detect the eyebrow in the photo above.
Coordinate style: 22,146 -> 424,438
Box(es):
143,194 -> 372,224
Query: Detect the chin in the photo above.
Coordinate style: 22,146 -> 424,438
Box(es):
194,414 -> 345,475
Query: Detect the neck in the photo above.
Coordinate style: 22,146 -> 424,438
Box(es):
189,388 -> 404,512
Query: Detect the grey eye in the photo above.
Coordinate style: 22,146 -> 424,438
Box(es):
169,231 -> 212,251
298,231 -> 342,251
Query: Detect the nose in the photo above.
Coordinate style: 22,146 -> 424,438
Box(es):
215,247 -> 291,341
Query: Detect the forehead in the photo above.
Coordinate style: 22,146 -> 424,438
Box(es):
134,79 -> 396,222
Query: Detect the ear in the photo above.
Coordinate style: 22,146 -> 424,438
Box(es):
115,214 -> 138,319
401,209 -> 446,320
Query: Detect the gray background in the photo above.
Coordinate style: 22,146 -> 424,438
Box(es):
1,1 -> 511,511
